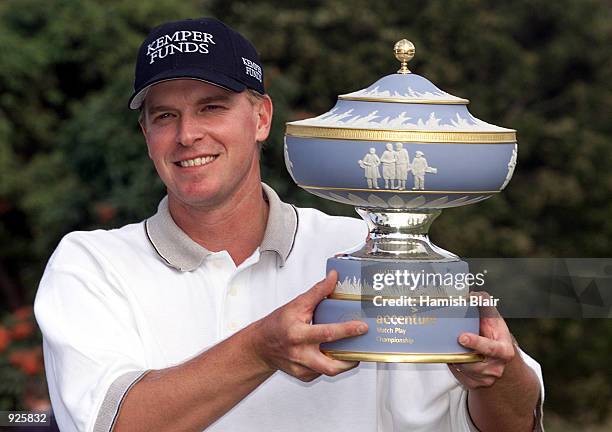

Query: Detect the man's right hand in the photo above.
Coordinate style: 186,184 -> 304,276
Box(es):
248,270 -> 368,382
114,270 -> 368,432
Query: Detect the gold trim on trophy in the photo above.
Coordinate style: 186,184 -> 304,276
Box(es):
285,124 -> 516,143
394,39 -> 415,74
337,95 -> 470,104
323,349 -> 484,363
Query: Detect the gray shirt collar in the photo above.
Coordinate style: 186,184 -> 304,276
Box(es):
145,183 -> 298,271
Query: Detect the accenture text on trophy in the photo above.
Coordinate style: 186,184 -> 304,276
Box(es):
370,269 -> 500,308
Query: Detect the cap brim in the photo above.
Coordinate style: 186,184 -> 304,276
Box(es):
128,68 -> 247,110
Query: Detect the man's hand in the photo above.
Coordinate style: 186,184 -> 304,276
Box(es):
449,291 -> 541,432
249,270 -> 368,381
448,291 -> 516,388
115,270 -> 369,432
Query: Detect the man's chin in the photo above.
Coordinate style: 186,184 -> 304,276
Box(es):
168,186 -> 231,209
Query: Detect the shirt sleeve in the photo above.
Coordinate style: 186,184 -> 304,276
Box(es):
34,233 -> 149,432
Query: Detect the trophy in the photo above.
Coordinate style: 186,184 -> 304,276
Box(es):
284,40 -> 517,363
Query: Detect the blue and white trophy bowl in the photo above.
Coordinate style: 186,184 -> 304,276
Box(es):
284,40 -> 517,363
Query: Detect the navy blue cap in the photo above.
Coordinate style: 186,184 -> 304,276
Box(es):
129,17 -> 265,109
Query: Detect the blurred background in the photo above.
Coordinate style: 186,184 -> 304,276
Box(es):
0,0 -> 611,430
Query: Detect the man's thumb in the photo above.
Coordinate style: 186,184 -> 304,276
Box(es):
300,270 -> 338,308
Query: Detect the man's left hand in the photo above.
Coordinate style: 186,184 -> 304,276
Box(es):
448,292 -> 541,431
448,291 -> 516,388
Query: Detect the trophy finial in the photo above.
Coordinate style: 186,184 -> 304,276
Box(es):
394,39 -> 415,74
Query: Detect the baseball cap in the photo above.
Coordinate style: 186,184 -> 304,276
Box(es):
129,17 -> 265,110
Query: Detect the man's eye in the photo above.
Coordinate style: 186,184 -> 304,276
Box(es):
155,113 -> 173,121
202,105 -> 224,112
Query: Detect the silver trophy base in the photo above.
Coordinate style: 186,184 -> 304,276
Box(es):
351,208 -> 457,262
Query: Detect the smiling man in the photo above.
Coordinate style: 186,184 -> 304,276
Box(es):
34,17 -> 543,432
140,79 -> 273,264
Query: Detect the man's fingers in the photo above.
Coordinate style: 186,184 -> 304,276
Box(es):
283,362 -> 322,382
295,270 -> 338,310
458,333 -> 514,361
470,291 -> 501,319
449,364 -> 498,388
301,350 -> 359,377
302,321 -> 368,345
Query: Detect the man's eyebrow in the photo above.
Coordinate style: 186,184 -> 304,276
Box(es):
147,94 -> 233,115
196,94 -> 232,105
147,105 -> 173,115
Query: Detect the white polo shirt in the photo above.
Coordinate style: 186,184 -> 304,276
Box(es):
34,183 -> 543,432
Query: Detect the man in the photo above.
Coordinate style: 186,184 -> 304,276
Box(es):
394,142 -> 410,191
380,143 -> 397,190
412,150 -> 437,190
34,17 -> 543,432
358,147 -> 381,189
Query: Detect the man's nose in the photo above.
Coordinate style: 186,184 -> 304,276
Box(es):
176,114 -> 204,147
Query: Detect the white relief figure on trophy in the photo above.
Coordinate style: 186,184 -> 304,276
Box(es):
500,143 -> 518,190
411,150 -> 437,190
380,143 -> 397,189
394,142 -> 410,190
283,137 -> 295,181
358,147 -> 381,189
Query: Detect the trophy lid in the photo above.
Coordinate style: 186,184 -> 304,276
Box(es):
286,40 -> 515,144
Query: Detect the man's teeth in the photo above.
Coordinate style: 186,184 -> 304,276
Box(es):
179,156 -> 216,167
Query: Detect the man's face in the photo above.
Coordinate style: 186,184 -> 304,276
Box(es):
140,79 -> 272,209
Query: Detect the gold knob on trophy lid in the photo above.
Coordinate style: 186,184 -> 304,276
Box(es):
394,39 -> 415,74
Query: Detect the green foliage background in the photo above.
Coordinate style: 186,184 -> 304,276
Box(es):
0,0 -> 611,428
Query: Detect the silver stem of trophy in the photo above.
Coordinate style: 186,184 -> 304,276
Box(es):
348,208 -> 459,262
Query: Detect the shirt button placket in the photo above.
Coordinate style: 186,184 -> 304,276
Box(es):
225,273 -> 242,333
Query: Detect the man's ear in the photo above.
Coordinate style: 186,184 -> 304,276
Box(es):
255,95 -> 273,142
